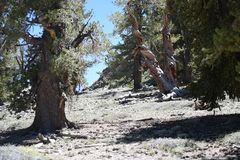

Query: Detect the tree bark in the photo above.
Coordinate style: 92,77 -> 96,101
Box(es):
127,0 -> 181,96
133,53 -> 142,90
31,61 -> 70,133
31,68 -> 67,133
127,1 -> 144,90
30,9 -> 96,132
31,27 -> 71,133
162,0 -> 177,85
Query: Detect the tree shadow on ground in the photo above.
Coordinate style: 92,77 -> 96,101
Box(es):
97,89 -> 133,100
0,127 -> 38,145
117,114 -> 240,143
97,91 -> 118,99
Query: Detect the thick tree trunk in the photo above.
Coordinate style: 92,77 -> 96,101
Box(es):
31,68 -> 67,133
31,26 -> 71,133
127,0 -> 182,97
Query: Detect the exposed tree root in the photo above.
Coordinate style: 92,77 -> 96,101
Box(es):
56,133 -> 88,139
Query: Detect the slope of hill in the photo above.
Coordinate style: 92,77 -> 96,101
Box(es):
0,87 -> 240,159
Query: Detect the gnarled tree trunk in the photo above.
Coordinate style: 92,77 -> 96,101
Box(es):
127,0 -> 182,97
31,10 -> 95,132
128,3 -> 144,91
32,68 -> 68,133
31,35 -> 68,133
31,22 -> 72,133
162,0 -> 177,85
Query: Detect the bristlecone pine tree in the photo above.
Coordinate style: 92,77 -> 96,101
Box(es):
0,0 -> 107,133
99,0 -> 182,96
127,0 -> 180,95
97,0 -> 166,89
170,0 -> 240,109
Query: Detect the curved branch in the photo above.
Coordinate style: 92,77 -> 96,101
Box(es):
71,29 -> 93,48
70,14 -> 95,49
126,0 -> 182,97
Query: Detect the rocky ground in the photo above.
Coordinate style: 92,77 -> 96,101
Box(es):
0,87 -> 240,160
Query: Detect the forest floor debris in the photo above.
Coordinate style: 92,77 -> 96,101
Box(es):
0,87 -> 240,160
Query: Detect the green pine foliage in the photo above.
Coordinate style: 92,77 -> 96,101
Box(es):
104,0 -> 165,87
171,0 -> 240,109
0,0 -> 108,112
0,52 -> 16,102
1,0 -> 239,112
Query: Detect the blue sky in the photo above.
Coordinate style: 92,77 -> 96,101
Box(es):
85,0 -> 121,86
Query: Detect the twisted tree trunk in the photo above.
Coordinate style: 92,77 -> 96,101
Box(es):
162,0 -> 177,85
127,0 -> 181,96
31,27 -> 72,133
127,2 -> 144,90
31,11 -> 95,132
32,68 -> 68,133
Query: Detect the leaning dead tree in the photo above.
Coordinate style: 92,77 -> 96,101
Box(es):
127,0 -> 182,97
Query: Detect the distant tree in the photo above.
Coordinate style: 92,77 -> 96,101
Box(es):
105,0 -> 166,89
105,0 -> 180,95
0,0 -> 107,132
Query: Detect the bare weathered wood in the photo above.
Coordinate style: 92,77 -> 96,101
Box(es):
57,133 -> 88,139
127,0 -> 181,96
71,15 -> 95,49
162,0 -> 177,84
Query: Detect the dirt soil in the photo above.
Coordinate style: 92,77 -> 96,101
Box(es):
0,87 -> 240,160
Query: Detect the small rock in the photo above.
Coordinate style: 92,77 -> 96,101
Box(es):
74,145 -> 81,149
112,147 -> 120,151
35,143 -> 44,148
68,152 -> 75,157
49,138 -> 56,143
38,133 -> 50,144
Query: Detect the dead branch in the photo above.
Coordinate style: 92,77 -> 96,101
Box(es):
0,38 -> 6,53
23,32 -> 42,45
70,14 -> 95,48
71,29 -> 94,48
57,133 -> 88,139
127,0 -> 182,97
